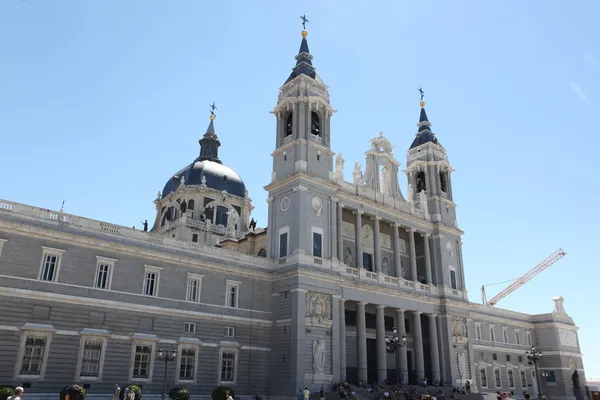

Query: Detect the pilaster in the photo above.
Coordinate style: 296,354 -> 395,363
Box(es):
330,197 -> 338,261
413,311 -> 425,381
396,308 -> 409,383
354,210 -> 364,268
393,223 -> 402,278
407,228 -> 418,281
356,301 -> 368,382
376,305 -> 387,382
422,233 -> 433,285
290,288 -> 307,389
428,313 -> 441,382
337,203 -> 344,261
373,216 -> 381,273
339,298 -> 347,381
331,295 -> 341,383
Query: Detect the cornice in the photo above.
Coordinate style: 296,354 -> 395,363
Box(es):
270,139 -> 335,157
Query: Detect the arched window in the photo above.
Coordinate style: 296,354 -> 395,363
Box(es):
311,112 -> 320,137
439,171 -> 448,193
285,113 -> 293,137
258,248 -> 267,258
416,171 -> 427,193
188,199 -> 195,210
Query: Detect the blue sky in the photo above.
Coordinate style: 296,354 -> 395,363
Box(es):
1,0 -> 599,378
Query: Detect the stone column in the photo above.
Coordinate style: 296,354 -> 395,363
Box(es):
331,197 -> 338,261
266,197 -> 275,258
447,170 -> 454,201
413,311 -> 425,382
339,298 -> 347,381
393,223 -> 402,278
428,164 -> 438,196
355,210 -> 363,268
373,216 -> 382,273
457,240 -> 466,290
407,228 -> 418,282
337,203 -> 344,262
376,305 -> 387,382
422,233 -> 433,285
290,289 -> 307,390
356,301 -> 368,383
428,313 -> 441,382
332,295 -> 341,382
396,309 -> 409,382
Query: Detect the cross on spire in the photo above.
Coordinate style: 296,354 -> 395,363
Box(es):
209,101 -> 217,116
300,14 -> 309,30
418,86 -> 425,102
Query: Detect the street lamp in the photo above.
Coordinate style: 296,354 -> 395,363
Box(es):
386,326 -> 407,385
526,345 -> 543,400
157,348 -> 177,400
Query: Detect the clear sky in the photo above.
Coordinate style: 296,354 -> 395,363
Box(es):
1,0 -> 598,378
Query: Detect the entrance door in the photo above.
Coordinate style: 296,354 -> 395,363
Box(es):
367,339 -> 377,384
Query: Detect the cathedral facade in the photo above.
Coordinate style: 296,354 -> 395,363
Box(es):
0,27 -> 586,400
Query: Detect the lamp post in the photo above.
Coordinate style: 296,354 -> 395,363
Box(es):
541,372 -> 549,400
526,345 -> 543,400
157,348 -> 177,400
386,326 -> 407,385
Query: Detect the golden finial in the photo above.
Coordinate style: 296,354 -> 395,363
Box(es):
300,14 -> 309,37
210,114 -> 215,120
420,101 -> 425,107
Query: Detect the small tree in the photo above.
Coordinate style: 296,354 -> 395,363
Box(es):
212,387 -> 235,400
0,386 -> 16,400
169,387 -> 190,400
59,385 -> 87,400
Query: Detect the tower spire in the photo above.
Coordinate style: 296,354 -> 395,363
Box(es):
409,89 -> 442,149
198,102 -> 222,163
285,15 -> 317,84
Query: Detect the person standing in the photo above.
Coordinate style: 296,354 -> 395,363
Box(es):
303,387 -> 310,400
320,387 -> 326,400
7,387 -> 24,400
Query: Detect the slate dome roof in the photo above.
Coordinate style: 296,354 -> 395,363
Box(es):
161,114 -> 246,199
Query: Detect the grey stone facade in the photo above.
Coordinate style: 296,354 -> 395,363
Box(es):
0,27 -> 586,400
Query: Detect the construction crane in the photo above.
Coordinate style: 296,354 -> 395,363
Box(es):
481,248 -> 566,306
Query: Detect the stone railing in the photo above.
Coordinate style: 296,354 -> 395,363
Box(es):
0,199 -> 273,269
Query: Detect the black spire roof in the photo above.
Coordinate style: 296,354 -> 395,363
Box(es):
285,32 -> 317,84
409,103 -> 442,149
198,116 -> 222,163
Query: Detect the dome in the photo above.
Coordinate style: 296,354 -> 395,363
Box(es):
161,160 -> 246,198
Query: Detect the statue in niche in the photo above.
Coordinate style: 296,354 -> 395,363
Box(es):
353,162 -> 362,185
306,292 -> 332,324
382,257 -> 389,275
344,247 -> 353,266
400,259 -> 406,278
452,317 -> 468,341
457,352 -> 466,377
336,153 -> 344,175
407,183 -> 414,202
572,370 -> 580,389
380,166 -> 389,195
313,339 -> 326,374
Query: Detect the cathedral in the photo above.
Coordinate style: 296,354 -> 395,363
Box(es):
0,24 -> 586,400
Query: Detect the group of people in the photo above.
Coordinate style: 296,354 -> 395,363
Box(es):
5,385 -> 84,400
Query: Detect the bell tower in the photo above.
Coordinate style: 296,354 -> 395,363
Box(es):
270,23 -> 335,182
405,95 -> 466,298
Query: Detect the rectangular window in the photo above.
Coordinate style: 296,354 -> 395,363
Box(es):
38,247 -> 65,282
520,370 -> 527,387
94,257 -> 116,290
184,322 -> 196,333
518,355 -> 523,363
490,326 -> 496,342
363,253 -> 373,271
192,233 -> 198,243
224,327 -> 235,338
508,370 -> 515,388
506,355 -> 511,362
450,268 -> 457,289
132,344 -> 152,379
492,353 -> 497,361
495,369 -> 501,388
503,328 -> 509,343
545,370 -> 556,383
480,368 -> 488,388
313,232 -> 322,257
143,266 -> 162,297
476,324 -> 482,340
80,340 -> 103,377
186,274 -> 203,303
225,280 -> 240,308
279,232 -> 288,257
19,336 -> 47,376
179,348 -> 195,381
220,350 -> 236,383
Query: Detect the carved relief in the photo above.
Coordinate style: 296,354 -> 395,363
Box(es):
452,317 -> 468,342
381,233 -> 392,249
344,247 -> 353,266
446,241 -> 455,258
280,197 -> 290,212
311,196 -> 323,216
457,352 -> 466,377
343,221 -> 355,239
362,225 -> 374,248
306,292 -> 332,325
558,329 -> 577,347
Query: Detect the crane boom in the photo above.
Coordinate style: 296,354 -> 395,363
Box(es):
487,248 -> 566,306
